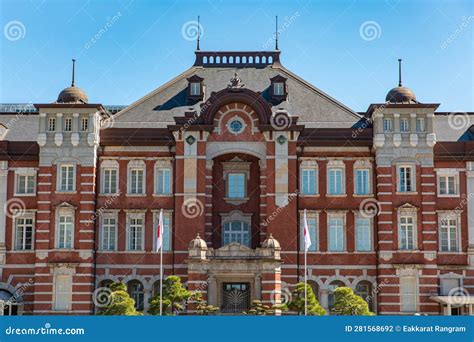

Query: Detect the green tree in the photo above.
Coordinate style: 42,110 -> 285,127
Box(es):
193,292 -> 218,315
287,282 -> 326,316
331,287 -> 374,316
98,282 -> 142,316
149,276 -> 193,315
244,300 -> 275,315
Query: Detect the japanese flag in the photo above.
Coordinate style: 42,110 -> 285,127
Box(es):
303,209 -> 312,252
156,209 -> 164,252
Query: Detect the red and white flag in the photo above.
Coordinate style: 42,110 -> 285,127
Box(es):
303,209 -> 312,252
156,209 -> 164,252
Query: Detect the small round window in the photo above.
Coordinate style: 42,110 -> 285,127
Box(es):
228,119 -> 244,134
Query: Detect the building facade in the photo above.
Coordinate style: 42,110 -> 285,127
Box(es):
0,50 -> 473,315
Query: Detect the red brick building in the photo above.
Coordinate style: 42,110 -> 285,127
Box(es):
0,50 -> 473,315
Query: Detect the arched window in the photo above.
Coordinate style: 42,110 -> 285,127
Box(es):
308,280 -> 319,300
355,281 -> 373,311
127,280 -> 144,310
222,221 -> 250,247
328,280 -> 345,311
0,290 -> 20,315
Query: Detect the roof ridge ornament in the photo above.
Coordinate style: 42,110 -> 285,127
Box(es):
228,72 -> 244,89
398,58 -> 402,87
71,59 -> 76,87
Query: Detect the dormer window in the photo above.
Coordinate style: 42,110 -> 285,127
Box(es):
187,75 -> 204,101
270,75 -> 288,100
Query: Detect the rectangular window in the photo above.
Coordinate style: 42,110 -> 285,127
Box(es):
101,217 -> 117,251
355,169 -> 370,195
440,278 -> 460,296
15,217 -> 33,250
416,118 -> 425,132
64,117 -> 72,132
59,165 -> 74,192
16,174 -> 35,194
301,169 -> 317,195
438,175 -> 457,195
400,277 -> 417,312
328,168 -> 343,195
328,217 -> 344,252
190,82 -> 201,96
300,216 -> 317,251
383,118 -> 392,132
400,118 -> 409,132
58,214 -> 73,249
129,169 -> 144,194
54,274 -> 72,311
399,215 -> 415,250
227,173 -> 245,198
103,168 -> 117,194
48,118 -> 56,131
274,82 -> 284,96
398,166 -> 414,192
158,215 -> 172,252
355,218 -> 371,252
128,217 -> 144,251
81,117 -> 89,131
156,168 -> 171,195
440,217 -> 458,252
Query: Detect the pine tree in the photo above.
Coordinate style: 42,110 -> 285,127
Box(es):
149,276 -> 193,315
331,287 -> 374,316
287,282 -> 326,315
193,292 -> 218,315
245,300 -> 275,315
98,282 -> 142,316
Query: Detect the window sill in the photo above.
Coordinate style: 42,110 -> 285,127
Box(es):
99,193 -> 121,197
438,251 -> 462,254
10,250 -> 35,253
224,197 -> 249,205
396,249 -> 421,253
437,194 -> 460,198
353,194 -> 374,197
55,191 -> 77,195
152,194 -> 173,197
395,192 -> 418,195
126,194 -> 147,197
326,194 -> 347,198
13,193 -> 36,197
300,194 -> 320,198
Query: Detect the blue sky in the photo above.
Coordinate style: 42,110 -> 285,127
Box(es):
0,0 -> 473,112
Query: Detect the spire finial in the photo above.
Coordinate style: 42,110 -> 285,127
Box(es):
398,58 -> 402,87
196,15 -> 201,51
71,59 -> 76,87
275,15 -> 279,50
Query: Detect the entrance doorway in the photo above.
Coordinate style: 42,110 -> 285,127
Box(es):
221,282 -> 250,314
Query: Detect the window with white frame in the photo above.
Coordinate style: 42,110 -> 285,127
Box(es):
439,214 -> 459,252
223,221 -> 250,247
227,173 -> 246,198
301,168 -> 317,195
400,118 -> 409,132
355,217 -> 371,252
64,117 -> 72,132
399,213 -> 415,250
48,117 -> 56,131
58,165 -> 75,192
128,165 -> 144,195
190,82 -> 201,96
437,171 -> 458,196
274,82 -> 285,96
400,276 -> 417,312
354,169 -> 370,195
327,167 -> 344,195
57,213 -> 73,249
127,215 -> 144,251
155,168 -> 171,195
81,117 -> 89,131
102,168 -> 118,194
16,172 -> 35,195
440,278 -> 461,296
101,216 -> 117,251
155,212 -> 172,251
300,213 -> 317,251
398,165 -> 414,192
383,118 -> 393,132
14,216 -> 34,250
54,273 -> 72,311
416,118 -> 425,132
328,215 -> 345,252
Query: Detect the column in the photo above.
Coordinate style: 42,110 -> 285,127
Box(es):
467,162 -> 474,255
0,161 -> 8,267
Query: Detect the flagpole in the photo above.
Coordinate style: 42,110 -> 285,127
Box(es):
304,247 -> 307,316
159,209 -> 163,316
